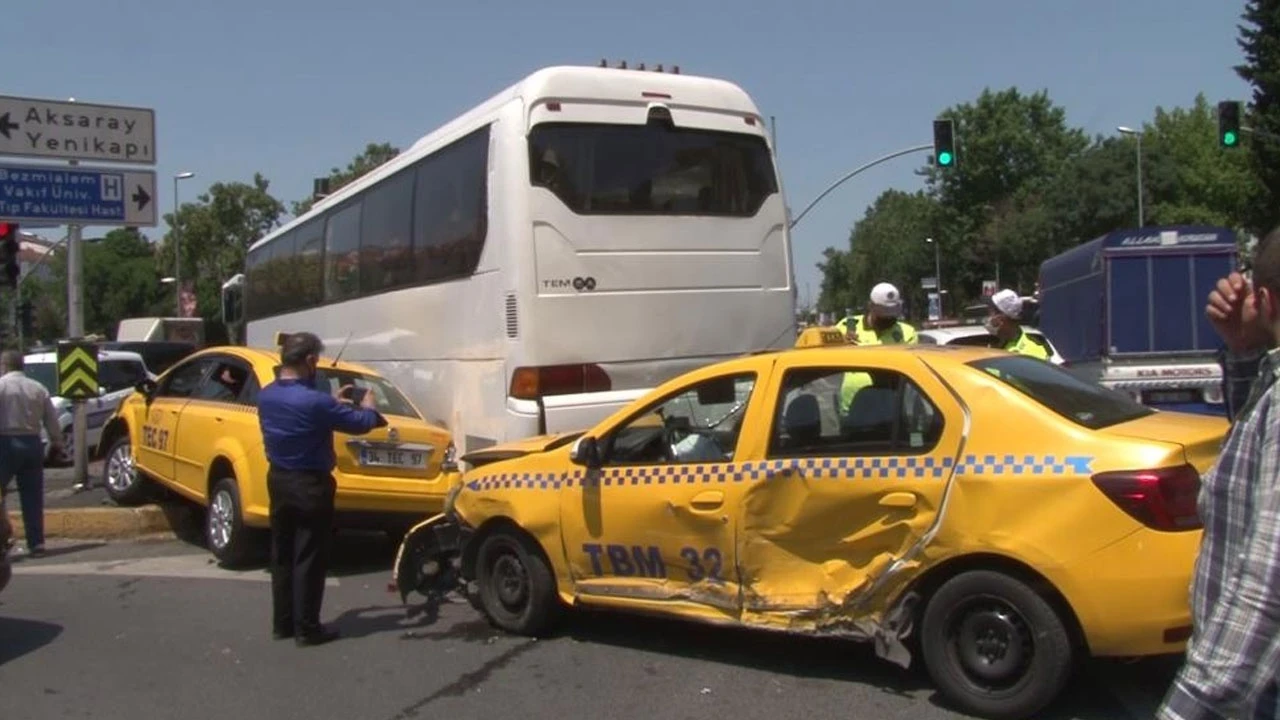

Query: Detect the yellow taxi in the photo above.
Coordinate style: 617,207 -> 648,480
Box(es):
99,344 -> 460,566
393,340 -> 1227,719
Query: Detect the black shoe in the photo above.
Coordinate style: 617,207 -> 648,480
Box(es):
272,628 -> 294,640
295,627 -> 339,647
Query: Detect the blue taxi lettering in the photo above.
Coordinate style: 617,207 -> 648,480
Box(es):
681,546 -> 723,582
141,425 -> 169,452
582,543 -> 721,582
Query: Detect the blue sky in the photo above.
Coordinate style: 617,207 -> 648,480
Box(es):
4,0 -> 1251,305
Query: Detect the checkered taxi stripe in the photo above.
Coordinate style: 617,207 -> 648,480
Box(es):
463,454 -> 1095,492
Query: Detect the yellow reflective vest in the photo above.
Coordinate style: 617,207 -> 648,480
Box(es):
1003,328 -> 1050,360
838,315 -> 918,413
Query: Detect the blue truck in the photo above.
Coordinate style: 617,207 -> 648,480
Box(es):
1037,224 -> 1239,416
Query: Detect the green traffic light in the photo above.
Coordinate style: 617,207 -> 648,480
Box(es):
1224,131 -> 1238,146
938,151 -> 953,166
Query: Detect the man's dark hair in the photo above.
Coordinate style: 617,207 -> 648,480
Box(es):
280,332 -> 324,368
0,349 -> 22,372
1252,225 -> 1280,297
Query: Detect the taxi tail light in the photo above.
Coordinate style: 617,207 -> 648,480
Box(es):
1091,464 -> 1202,532
509,364 -> 611,400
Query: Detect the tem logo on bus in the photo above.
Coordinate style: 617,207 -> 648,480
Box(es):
542,276 -> 597,291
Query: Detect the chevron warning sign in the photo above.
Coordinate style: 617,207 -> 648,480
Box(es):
57,341 -> 99,400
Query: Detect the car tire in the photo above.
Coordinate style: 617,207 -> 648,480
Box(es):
102,435 -> 150,506
206,476 -> 256,568
474,529 -> 560,636
920,570 -> 1074,720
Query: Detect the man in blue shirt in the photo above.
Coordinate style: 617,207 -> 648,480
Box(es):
258,331 -> 385,647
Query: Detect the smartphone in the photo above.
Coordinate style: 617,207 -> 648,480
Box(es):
349,386 -> 370,405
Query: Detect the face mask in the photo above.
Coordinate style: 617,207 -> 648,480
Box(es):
871,315 -> 896,332
983,317 -> 1001,336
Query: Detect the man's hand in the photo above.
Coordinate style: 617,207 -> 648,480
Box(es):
360,388 -> 377,410
334,384 -> 354,404
1207,272 -> 1271,353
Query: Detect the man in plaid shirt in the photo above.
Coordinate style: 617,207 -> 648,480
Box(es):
1158,233 -> 1280,720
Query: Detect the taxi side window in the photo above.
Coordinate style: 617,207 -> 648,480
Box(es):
156,359 -> 215,399
767,367 -> 943,458
604,373 -> 756,466
193,360 -> 258,406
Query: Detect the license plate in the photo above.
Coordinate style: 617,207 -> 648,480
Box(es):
1144,389 -> 1199,405
359,446 -> 426,469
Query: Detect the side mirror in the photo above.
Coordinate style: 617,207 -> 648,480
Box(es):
569,436 -> 601,468
135,379 -> 157,399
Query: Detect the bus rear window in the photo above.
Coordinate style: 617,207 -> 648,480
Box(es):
528,122 -> 778,217
968,355 -> 1153,430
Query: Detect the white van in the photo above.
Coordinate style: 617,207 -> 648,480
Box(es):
22,348 -> 154,464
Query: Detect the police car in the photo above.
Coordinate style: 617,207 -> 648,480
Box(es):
22,348 -> 154,464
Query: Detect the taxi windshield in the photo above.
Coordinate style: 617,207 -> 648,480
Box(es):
967,355 -> 1153,430
313,368 -> 422,420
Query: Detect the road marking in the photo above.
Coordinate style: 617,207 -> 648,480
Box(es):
13,553 -> 340,587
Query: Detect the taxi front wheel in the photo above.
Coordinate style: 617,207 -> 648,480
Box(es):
920,570 -> 1074,720
475,529 -> 559,636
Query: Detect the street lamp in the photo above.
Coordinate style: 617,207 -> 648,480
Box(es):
173,171 -> 195,316
925,237 -> 942,316
1116,127 -> 1144,228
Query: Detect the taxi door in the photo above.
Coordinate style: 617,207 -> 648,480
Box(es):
734,354 -> 966,622
134,357 -> 217,483
557,370 -> 764,617
168,356 -> 258,497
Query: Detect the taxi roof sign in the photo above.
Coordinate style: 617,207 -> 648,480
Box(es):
795,326 -> 848,348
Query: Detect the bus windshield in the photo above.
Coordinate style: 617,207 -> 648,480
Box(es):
528,122 -> 777,217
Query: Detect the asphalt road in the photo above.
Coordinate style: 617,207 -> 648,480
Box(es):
0,534 -> 1184,720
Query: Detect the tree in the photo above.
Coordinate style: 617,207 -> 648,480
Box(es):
154,173 -> 285,337
291,142 -> 401,216
1235,0 -> 1280,233
824,189 -> 940,318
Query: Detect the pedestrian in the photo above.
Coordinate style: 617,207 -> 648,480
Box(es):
0,349 -> 64,558
257,332 -> 386,647
982,288 -> 1051,360
1157,229 -> 1280,720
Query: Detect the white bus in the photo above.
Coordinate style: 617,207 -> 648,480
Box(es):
222,64 -> 797,456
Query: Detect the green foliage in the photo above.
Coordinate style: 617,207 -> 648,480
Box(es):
291,142 -> 401,216
818,81 -> 1272,316
1235,0 -> 1280,233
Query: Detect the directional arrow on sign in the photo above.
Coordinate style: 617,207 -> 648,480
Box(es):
60,368 -> 98,395
0,112 -> 16,139
133,185 -> 151,212
57,343 -> 99,399
60,346 -> 96,371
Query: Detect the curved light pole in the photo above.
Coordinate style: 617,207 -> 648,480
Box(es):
789,144 -> 934,230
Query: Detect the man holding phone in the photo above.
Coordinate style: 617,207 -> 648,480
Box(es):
257,332 -> 386,647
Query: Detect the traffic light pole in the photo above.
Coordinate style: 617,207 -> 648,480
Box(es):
1244,125 -> 1280,144
788,143 -> 933,230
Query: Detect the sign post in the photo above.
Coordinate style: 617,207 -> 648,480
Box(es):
0,94 -> 156,489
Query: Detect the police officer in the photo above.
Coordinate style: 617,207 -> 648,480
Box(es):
836,282 -> 919,345
837,283 -> 918,414
258,332 -> 386,646
984,288 -> 1051,360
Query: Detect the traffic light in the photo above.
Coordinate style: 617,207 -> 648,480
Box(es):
0,222 -> 18,289
933,119 -> 957,168
1218,101 -> 1242,148
17,300 -> 33,337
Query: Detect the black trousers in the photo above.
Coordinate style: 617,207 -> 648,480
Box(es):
266,466 -> 336,635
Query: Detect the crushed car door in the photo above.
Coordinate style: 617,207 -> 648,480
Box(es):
735,356 -> 965,631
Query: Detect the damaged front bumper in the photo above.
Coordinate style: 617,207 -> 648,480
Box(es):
391,512 -> 474,605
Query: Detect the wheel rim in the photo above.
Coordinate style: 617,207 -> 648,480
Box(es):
486,542 -> 530,617
944,596 -> 1035,693
105,443 -> 136,493
208,489 -> 235,550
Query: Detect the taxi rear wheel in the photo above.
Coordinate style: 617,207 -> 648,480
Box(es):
920,570 -> 1073,720
206,477 -> 256,568
475,529 -> 558,636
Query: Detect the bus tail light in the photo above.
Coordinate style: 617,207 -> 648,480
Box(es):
510,364 -> 612,400
1090,464 -> 1202,532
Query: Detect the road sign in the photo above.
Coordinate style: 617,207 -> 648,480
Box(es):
57,340 -> 99,400
0,95 -> 155,165
0,161 -> 156,227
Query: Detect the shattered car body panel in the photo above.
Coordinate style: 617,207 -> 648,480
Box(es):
399,343 -> 1221,667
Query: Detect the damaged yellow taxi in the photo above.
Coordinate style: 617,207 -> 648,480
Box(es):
392,343 -> 1226,719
